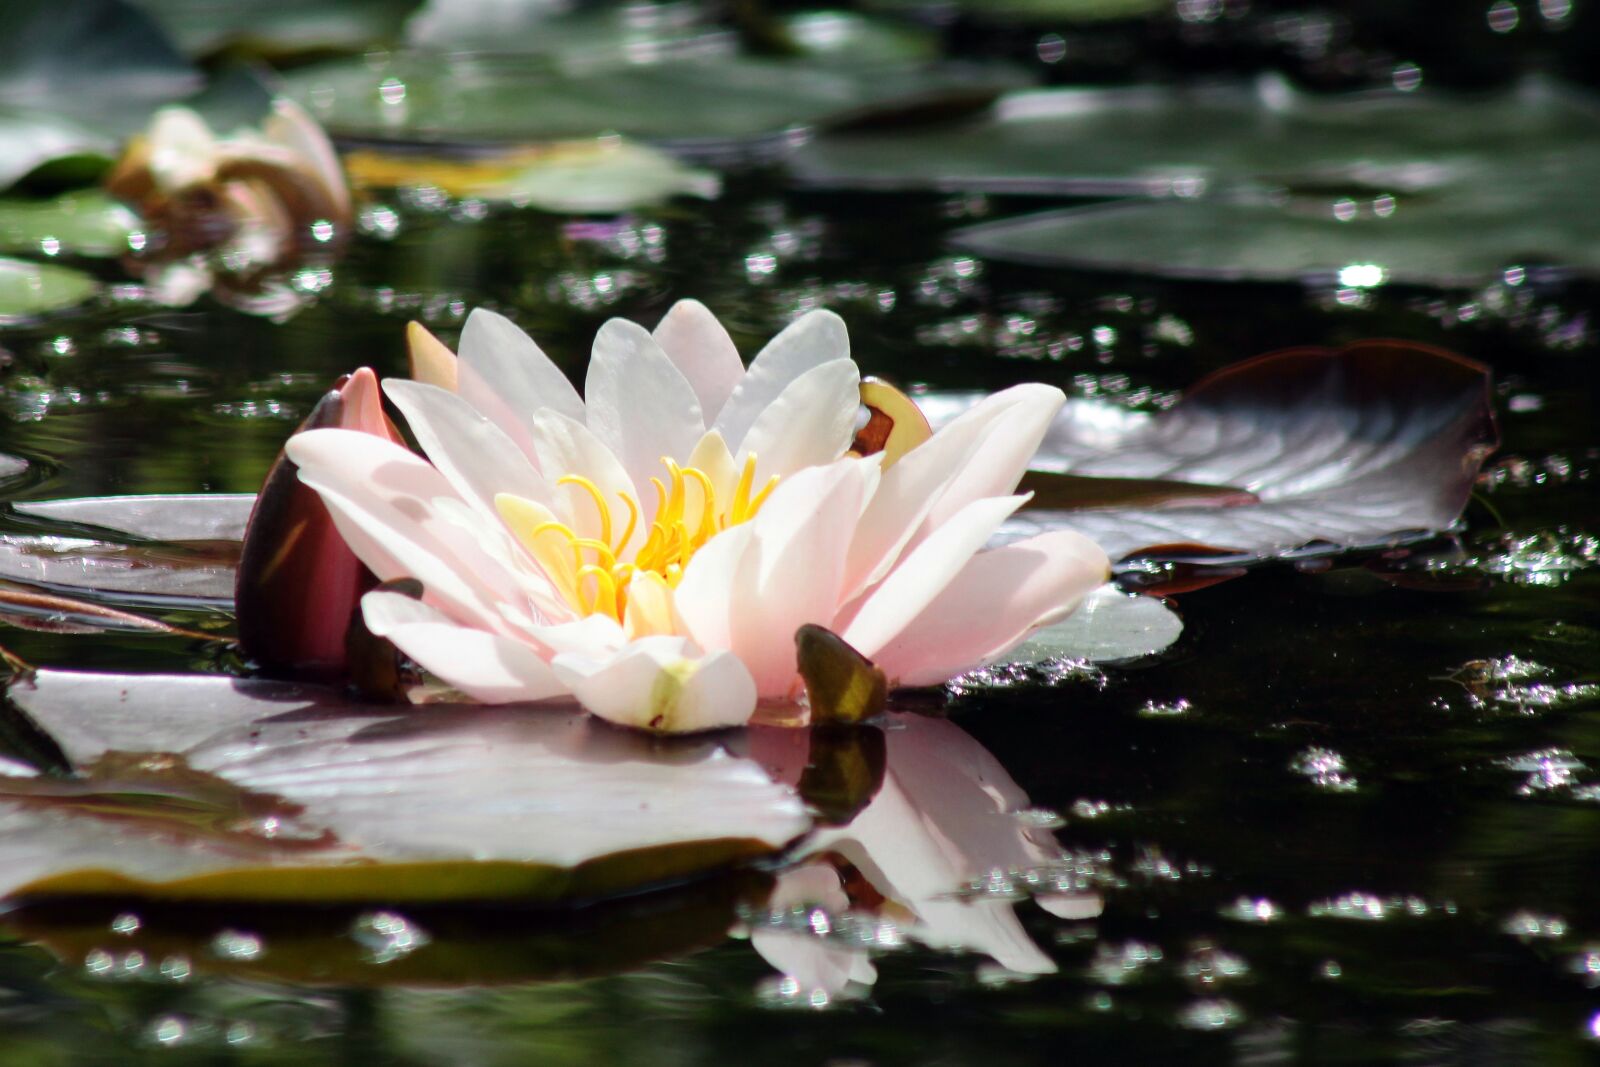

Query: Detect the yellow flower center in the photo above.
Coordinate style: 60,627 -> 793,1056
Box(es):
498,452 -> 778,626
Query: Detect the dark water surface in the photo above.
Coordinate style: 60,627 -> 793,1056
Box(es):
2,166 -> 1599,1062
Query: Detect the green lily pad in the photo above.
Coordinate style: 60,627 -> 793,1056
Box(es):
865,0 -> 1168,23
0,190 -> 139,258
948,181 -> 1600,287
345,139 -> 720,212
1003,584 -> 1183,664
0,0 -> 200,190
790,77 -> 1600,198
0,670 -> 813,904
281,49 -> 1025,155
0,256 -> 99,324
131,0 -> 419,59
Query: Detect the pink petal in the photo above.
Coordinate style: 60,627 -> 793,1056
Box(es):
362,589 -> 568,703
286,428 -> 522,636
652,299 -> 744,424
729,459 -> 876,696
840,493 -> 1028,660
842,383 -> 1064,601
873,531 -> 1111,686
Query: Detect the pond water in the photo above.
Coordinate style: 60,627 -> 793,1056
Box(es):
3,4 -> 1600,1064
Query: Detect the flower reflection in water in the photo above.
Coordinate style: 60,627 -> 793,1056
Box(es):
745,712 -> 1097,1003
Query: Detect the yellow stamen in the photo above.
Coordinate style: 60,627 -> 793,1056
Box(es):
615,491 -> 639,552
557,474 -> 612,549
504,452 -> 784,625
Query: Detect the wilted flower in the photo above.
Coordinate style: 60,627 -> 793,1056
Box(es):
285,301 -> 1109,732
105,99 -> 351,315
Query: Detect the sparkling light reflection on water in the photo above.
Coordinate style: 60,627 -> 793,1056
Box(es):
2,127 -> 1600,1067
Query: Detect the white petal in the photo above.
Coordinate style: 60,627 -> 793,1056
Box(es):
713,309 -> 849,451
840,493 -> 1028,659
287,428 -> 520,636
673,521 -> 758,654
738,358 -> 861,485
585,317 -> 706,493
363,589 -> 568,703
552,638 -> 757,733
384,378 -> 552,525
527,410 -> 643,551
873,531 -> 1111,686
652,299 -> 744,424
458,308 -> 586,438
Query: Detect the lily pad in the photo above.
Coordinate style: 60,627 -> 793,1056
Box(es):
0,190 -> 139,258
865,0 -> 1169,23
0,256 -> 99,324
0,670 -> 812,904
0,494 -> 253,606
1004,583 -> 1182,663
977,341 -> 1498,564
947,184 -> 1600,287
131,0 -> 418,59
790,77 -> 1600,200
282,50 -> 1025,156
343,139 -> 720,212
0,0 -> 199,189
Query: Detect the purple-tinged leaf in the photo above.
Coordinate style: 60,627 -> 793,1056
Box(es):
0,670 -> 813,904
930,341 -> 1498,564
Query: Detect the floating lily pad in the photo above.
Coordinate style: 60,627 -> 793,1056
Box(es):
977,341 -> 1498,564
0,670 -> 812,904
791,77 -> 1600,200
344,139 -> 720,212
947,184 -> 1600,287
0,190 -> 139,258
1005,583 -> 1182,663
282,50 -> 1025,156
865,0 -> 1169,23
132,0 -> 418,58
0,0 -> 199,189
0,256 -> 99,324
0,494 -> 253,606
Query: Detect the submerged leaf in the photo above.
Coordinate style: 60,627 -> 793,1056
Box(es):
0,256 -> 99,323
4,870 -> 770,987
0,670 -> 813,904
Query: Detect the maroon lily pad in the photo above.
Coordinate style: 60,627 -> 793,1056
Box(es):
926,340 -> 1498,564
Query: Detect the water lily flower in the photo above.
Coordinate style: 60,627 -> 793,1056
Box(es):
105,99 -> 351,315
285,301 -> 1109,732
